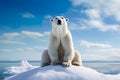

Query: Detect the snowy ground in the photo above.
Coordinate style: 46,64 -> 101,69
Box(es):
4,61 -> 120,80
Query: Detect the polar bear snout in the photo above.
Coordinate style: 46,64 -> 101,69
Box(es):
57,19 -> 62,25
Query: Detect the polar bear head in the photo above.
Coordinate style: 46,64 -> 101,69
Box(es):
50,16 -> 69,34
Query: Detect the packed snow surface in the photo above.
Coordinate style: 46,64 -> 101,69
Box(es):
5,61 -> 120,80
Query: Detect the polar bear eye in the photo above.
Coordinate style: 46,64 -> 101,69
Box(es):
66,18 -> 69,21
50,18 -> 53,22
61,16 -> 64,19
55,18 -> 57,19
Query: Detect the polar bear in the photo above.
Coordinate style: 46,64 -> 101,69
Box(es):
41,16 -> 82,67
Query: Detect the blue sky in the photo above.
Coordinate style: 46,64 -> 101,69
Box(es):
0,0 -> 120,61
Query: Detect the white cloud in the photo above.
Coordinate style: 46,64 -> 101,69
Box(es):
81,47 -> 120,61
44,15 -> 52,19
0,46 -> 46,53
69,0 -> 120,32
1,31 -> 50,40
80,40 -> 112,48
82,8 -> 120,32
71,8 -> 80,13
83,9 -> 101,20
82,19 -> 120,32
69,22 -> 87,30
68,9 -> 120,31
70,0 -> 120,21
72,8 -> 120,32
21,31 -> 43,40
0,40 -> 26,45
0,31 -> 50,45
43,31 -> 50,36
22,12 -> 35,18
21,31 -> 50,40
2,32 -> 21,40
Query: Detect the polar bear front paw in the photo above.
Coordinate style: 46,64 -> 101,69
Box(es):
51,61 -> 61,65
41,62 -> 50,67
62,62 -> 71,67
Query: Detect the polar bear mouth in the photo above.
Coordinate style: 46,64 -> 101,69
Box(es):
57,20 -> 62,25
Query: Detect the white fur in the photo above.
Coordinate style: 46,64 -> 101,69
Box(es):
41,16 -> 82,67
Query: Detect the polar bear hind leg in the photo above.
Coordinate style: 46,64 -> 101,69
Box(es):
41,49 -> 51,67
72,50 -> 82,66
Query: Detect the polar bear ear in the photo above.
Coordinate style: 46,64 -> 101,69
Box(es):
66,18 -> 69,22
50,18 -> 53,22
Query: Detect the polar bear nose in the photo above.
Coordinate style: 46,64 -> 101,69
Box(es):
57,19 -> 62,25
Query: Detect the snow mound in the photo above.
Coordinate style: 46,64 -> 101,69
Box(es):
5,65 -> 120,80
4,60 -> 38,74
